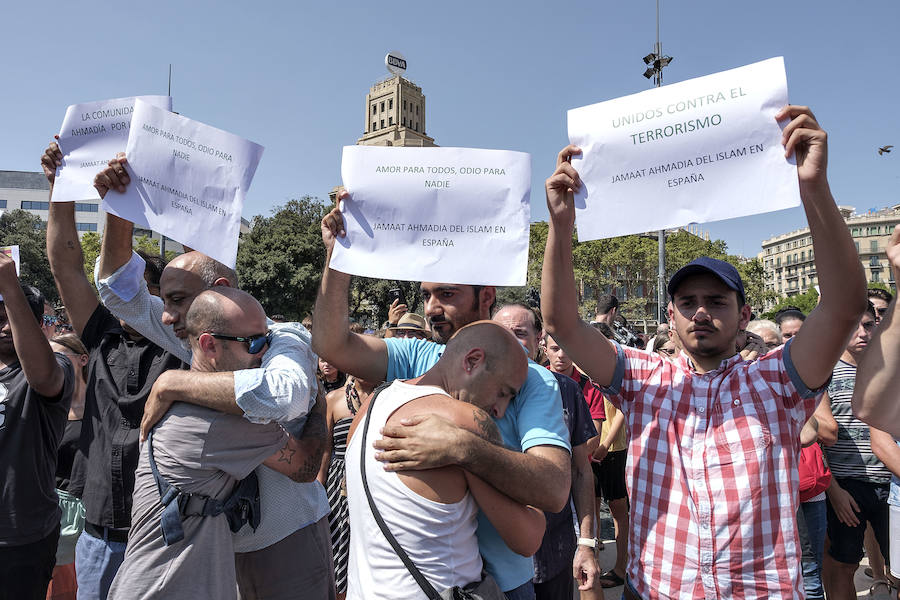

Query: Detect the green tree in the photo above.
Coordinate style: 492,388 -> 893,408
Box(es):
80,231 -> 101,284
235,197 -> 331,320
1,209 -> 57,303
761,288 -> 820,320
348,277 -> 421,327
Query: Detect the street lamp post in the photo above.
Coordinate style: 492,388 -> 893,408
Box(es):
642,0 -> 673,324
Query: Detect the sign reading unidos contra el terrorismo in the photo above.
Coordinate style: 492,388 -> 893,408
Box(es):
102,99 -> 264,268
567,57 -> 800,241
53,95 -> 172,203
331,146 -> 531,286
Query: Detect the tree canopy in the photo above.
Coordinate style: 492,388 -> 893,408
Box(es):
1,209 -> 56,303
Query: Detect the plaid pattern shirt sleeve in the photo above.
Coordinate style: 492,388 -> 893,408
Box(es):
600,340 -> 827,600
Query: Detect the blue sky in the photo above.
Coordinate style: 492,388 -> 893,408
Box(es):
2,1 -> 898,258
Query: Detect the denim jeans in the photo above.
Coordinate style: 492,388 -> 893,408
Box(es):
75,529 -> 127,600
797,500 -> 827,600
505,580 -> 535,600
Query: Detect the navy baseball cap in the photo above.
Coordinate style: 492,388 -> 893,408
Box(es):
667,257 -> 746,305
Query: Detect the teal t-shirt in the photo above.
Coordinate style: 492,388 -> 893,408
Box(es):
384,337 -> 571,591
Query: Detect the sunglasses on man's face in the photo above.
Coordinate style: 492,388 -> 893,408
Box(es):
876,307 -> 888,316
206,330 -> 273,354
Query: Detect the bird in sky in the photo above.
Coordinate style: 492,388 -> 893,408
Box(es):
878,145 -> 893,155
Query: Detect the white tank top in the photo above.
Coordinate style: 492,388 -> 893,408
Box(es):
345,381 -> 482,600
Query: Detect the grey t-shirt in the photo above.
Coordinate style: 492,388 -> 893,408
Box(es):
108,402 -> 286,600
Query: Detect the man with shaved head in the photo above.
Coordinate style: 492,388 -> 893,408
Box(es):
345,321 -> 546,599
108,288 -> 312,599
91,155 -> 334,599
316,200 -> 570,599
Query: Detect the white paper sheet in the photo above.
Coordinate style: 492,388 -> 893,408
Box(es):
331,146 -> 531,286
568,57 -> 800,241
0,245 -> 21,275
53,95 -> 172,203
102,99 -> 264,268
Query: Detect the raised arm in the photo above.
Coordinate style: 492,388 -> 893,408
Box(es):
853,226 -> 900,437
311,199 -> 388,383
780,106 -> 868,390
0,255 -> 65,397
94,154 -> 135,280
540,145 -> 618,387
42,141 -> 99,335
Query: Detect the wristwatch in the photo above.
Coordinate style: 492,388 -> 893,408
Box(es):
577,537 -> 602,551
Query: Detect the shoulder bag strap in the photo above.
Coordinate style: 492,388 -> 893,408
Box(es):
359,385 -> 441,600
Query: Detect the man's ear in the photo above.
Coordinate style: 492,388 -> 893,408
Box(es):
479,286 -> 496,314
667,301 -> 675,322
213,277 -> 232,288
739,303 -> 752,330
463,348 -> 486,374
198,332 -> 217,355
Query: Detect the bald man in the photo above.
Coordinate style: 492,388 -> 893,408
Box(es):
345,322 -> 546,599
91,156 -> 334,599
108,289 -> 313,599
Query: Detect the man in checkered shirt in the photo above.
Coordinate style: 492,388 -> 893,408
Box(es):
540,105 -> 868,600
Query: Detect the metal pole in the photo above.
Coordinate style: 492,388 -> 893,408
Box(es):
655,0 -> 666,324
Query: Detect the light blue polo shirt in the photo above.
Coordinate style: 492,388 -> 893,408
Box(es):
385,337 -> 571,591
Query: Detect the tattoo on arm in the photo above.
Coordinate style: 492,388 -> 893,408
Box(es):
274,441 -> 320,481
277,446 -> 296,463
473,408 -> 504,446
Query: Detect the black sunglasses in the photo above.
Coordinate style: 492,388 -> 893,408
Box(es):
206,330 -> 273,354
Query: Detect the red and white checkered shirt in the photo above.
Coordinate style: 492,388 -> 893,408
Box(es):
602,338 -> 823,600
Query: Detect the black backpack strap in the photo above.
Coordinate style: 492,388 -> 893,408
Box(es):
148,429 -> 261,545
147,430 -> 188,546
359,384 -> 441,600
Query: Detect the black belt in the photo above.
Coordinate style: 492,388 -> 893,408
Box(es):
84,522 -> 129,544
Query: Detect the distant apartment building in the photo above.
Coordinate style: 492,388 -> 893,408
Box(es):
0,170 -> 103,236
759,205 -> 898,308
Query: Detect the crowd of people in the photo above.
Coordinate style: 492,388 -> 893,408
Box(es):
0,105 -> 898,600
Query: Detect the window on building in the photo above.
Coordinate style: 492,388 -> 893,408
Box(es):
76,222 -> 98,232
873,270 -> 881,283
389,117 -> 393,125
0,200 -> 6,208
870,256 -> 881,267
416,105 -> 419,115
414,122 -> 418,131
871,240 -> 879,253
380,101 -> 384,112
855,241 -> 860,253
403,100 -> 407,110
776,257 -> 781,267
389,99 -> 393,110
379,119 -> 385,128
801,251 -> 805,261
75,203 -> 99,212
372,105 -> 377,115
372,121 -> 377,131
22,201 -> 50,210
402,117 -> 406,126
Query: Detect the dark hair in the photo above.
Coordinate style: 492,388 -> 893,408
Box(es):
865,300 -> 877,319
50,333 -> 89,381
774,306 -> 806,326
592,321 -> 615,339
868,288 -> 893,304
596,294 -> 619,316
137,250 -> 167,287
18,284 -> 46,324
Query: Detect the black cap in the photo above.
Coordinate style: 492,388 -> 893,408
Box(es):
667,257 -> 745,305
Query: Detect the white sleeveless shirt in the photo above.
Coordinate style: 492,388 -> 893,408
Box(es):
345,381 -> 483,600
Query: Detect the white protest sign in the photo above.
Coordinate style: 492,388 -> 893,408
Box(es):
0,245 -> 21,275
53,95 -> 173,203
103,99 -> 264,268
331,146 -> 531,286
568,57 -> 799,240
